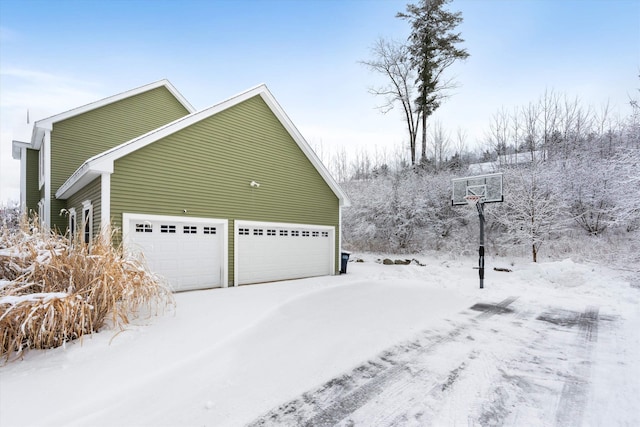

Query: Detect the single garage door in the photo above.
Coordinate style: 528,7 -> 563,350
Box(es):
235,220 -> 335,285
124,214 -> 227,292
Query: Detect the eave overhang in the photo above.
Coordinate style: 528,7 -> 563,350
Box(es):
11,140 -> 31,160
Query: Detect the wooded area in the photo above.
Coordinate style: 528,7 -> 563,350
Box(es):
330,90 -> 639,265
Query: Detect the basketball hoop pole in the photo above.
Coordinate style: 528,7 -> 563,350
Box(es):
452,173 -> 503,290
476,201 -> 485,289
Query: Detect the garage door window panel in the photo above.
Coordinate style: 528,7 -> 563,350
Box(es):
135,223 -> 153,233
161,225 -> 176,233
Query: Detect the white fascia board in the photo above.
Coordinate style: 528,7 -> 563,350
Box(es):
163,80 -> 196,113
257,88 -> 351,207
28,123 -> 50,150
11,140 -> 30,159
55,159 -> 113,200
55,170 -> 101,200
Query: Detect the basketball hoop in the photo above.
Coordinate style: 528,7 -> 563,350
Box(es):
451,173 -> 504,290
464,195 -> 482,206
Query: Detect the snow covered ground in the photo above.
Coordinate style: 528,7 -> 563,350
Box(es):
1,254 -> 638,426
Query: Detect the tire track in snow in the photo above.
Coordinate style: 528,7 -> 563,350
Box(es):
554,306 -> 599,427
248,296 -> 519,427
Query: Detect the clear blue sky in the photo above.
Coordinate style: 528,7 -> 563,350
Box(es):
1,0 -> 638,203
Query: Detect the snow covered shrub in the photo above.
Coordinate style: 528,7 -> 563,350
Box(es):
343,171 -> 428,252
491,163 -> 566,262
0,219 -> 173,361
0,204 -> 20,231
343,168 -> 473,253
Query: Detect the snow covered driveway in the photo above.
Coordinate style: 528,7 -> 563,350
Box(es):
1,256 -> 638,426
251,298 -> 618,426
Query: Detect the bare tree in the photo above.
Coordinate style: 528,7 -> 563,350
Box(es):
521,101 -> 541,161
487,107 -> 510,165
511,105 -> 522,165
361,38 -> 422,165
429,121 -> 451,171
493,162 -> 565,262
330,146 -> 349,184
451,126 -> 468,168
539,89 -> 560,161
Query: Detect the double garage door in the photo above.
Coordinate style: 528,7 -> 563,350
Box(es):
235,220 -> 335,286
124,214 -> 226,292
124,214 -> 335,291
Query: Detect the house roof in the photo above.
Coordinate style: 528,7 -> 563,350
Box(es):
55,84 -> 350,207
24,79 -> 195,150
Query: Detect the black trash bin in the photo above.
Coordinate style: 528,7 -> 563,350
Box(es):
340,251 -> 351,274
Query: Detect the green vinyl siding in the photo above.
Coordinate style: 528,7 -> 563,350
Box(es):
50,86 -> 190,232
25,148 -> 40,216
111,95 -> 340,285
66,177 -> 101,238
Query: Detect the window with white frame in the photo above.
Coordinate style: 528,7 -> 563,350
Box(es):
82,201 -> 93,245
68,208 -> 77,240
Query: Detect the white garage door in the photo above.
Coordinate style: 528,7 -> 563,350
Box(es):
235,220 -> 335,285
124,214 -> 227,292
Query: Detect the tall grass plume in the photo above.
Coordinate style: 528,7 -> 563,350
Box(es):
0,216 -> 174,362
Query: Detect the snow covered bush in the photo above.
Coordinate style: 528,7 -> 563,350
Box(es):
0,218 -> 173,362
0,204 -> 20,232
491,162 -> 567,262
342,169 -> 469,253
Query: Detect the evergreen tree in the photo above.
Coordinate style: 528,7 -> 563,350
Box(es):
397,0 -> 469,163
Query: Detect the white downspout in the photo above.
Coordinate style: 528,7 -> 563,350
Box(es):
43,129 -> 51,230
100,172 -> 111,239
19,147 -> 27,212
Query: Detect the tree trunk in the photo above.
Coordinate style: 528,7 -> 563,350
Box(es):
421,110 -> 427,161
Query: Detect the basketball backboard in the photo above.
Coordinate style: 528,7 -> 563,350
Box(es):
451,173 -> 503,206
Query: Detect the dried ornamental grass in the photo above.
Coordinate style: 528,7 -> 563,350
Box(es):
0,218 -> 174,361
